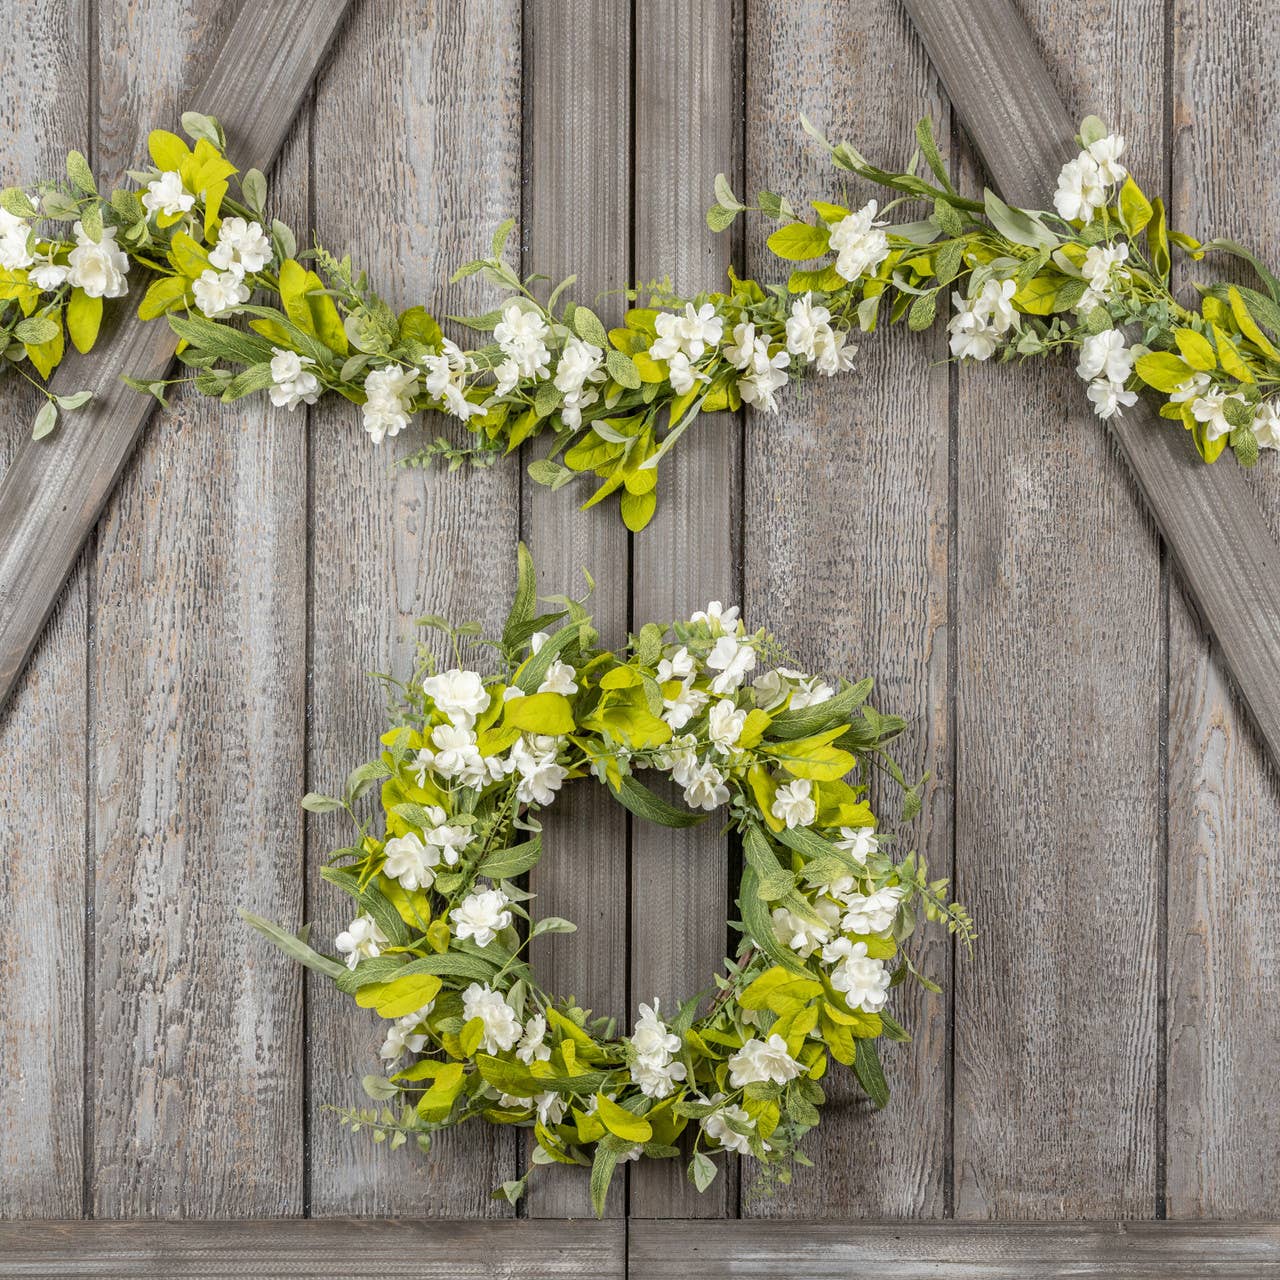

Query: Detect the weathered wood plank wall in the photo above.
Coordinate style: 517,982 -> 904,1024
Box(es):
1,0 -> 1279,1232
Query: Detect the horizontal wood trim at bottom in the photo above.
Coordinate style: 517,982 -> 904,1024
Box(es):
0,1218 -> 625,1279
629,1220 -> 1280,1278
2,1218 -> 1277,1278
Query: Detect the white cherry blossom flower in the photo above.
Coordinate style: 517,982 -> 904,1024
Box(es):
690,601 -> 740,631
414,723 -> 502,789
840,885 -> 904,936
708,698 -> 747,754
141,169 -> 194,218
382,830 -> 440,892
702,1094 -> 764,1155
1086,378 -> 1138,419
822,938 -> 891,1013
631,1056 -> 688,1098
461,982 -> 521,1053
1053,152 -> 1107,223
771,778 -> 816,829
494,357 -> 520,396
268,347 -> 321,411
784,292 -> 833,360
738,342 -> 790,412
419,805 -> 471,864
423,668 -> 491,727
1086,132 -> 1128,185
630,1000 -> 681,1062
1076,329 -> 1134,384
537,660 -> 579,696
208,216 -> 272,275
1190,390 -> 1245,441
517,1014 -> 552,1064
649,309 -> 684,361
828,200 -> 890,282
27,254 -> 66,290
662,678 -> 709,731
1170,372 -> 1212,405
728,1033 -> 803,1087
335,913 -> 387,970
442,382 -> 484,422
450,888 -> 513,949
361,363 -> 420,444
536,1091 -> 567,1126
657,646 -> 695,682
493,302 -> 552,379
0,209 -> 33,270
1253,402 -> 1280,450
667,350 -> 707,396
706,634 -> 756,694
947,303 -> 1000,362
813,326 -> 857,376
379,1003 -> 434,1064
66,221 -> 129,298
655,733 -> 699,787
678,302 -> 723,359
193,267 -> 250,318
834,826 -> 879,860
682,760 -> 730,811
771,898 -> 839,957
787,673 -> 834,709
724,321 -> 759,371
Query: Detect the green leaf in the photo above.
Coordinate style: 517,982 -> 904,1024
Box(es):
595,1092 -> 653,1143
907,292 -> 937,331
354,971 -> 443,1018
610,774 -> 707,828
1078,115 -> 1108,147
15,315 -> 59,344
1204,237 -> 1280,304
743,824 -> 796,902
55,391 -> 93,411
31,401 -> 57,440
689,1151 -> 718,1192
502,541 -> 537,653
241,910 -> 347,979
853,1036 -> 890,1109
300,792 -> 344,813
1133,351 -> 1192,393
914,117 -> 955,193
573,305 -> 608,348
66,150 -> 96,195
589,1136 -> 627,1218
605,347 -> 641,389
1118,176 -> 1152,236
713,172 -> 742,210
241,167 -> 267,213
766,222 -> 831,261
530,916 -> 577,938
982,188 -> 1057,249
503,690 -> 575,735
1174,327 -> 1217,372
706,203 -> 738,233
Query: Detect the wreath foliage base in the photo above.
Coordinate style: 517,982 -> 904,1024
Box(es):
251,546 -> 971,1213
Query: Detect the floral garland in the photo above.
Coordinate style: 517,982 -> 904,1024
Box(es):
6,113 -> 1276,526
247,547 -> 971,1212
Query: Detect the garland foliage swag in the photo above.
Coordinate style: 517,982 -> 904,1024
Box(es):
247,547 -> 972,1212
5,111 -> 1280,529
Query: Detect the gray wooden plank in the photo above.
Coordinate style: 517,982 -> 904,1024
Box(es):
0,0 -> 89,1219
902,0 -> 1165,1216
305,0 -> 523,1216
627,0 -> 741,1220
0,1219 -> 625,1279
0,0 -> 351,713
739,0 -> 953,1217
1165,0 -> 1280,1216
87,0 -> 311,1218
900,0 -> 1280,784
522,0 -> 631,1220
629,1219 -> 1280,1278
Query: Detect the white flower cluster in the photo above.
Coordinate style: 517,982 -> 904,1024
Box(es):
947,278 -> 1016,362
626,999 -> 688,1099
1076,327 -> 1138,420
192,214 -> 271,319
827,200 -> 891,282
1052,132 -> 1128,224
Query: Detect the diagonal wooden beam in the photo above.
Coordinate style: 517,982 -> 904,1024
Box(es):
0,0 -> 351,712
902,0 -> 1280,775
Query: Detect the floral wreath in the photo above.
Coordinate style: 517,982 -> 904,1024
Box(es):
5,111 -> 1278,529
246,547 -> 972,1212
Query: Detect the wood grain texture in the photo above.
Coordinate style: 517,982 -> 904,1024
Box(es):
305,0 -> 523,1216
522,0 -> 631,1220
0,0 -> 89,1219
0,1219 -> 626,1278
88,0 -> 310,1218
0,0 -> 350,712
904,0 -> 1165,1216
627,0 -> 740,1220
741,0 -> 953,1218
629,1219 -> 1280,1278
1164,0 -> 1280,1216
901,0 -> 1280,783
